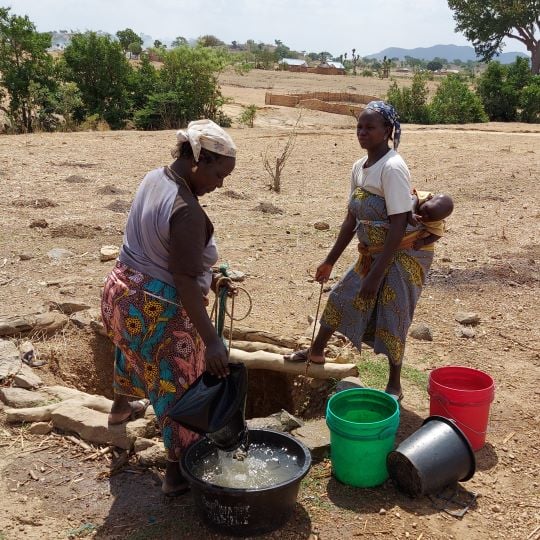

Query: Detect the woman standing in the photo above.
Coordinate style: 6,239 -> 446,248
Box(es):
286,102 -> 432,401
101,120 -> 236,495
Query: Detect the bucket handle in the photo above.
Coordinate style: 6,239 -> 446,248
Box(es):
327,423 -> 397,441
431,393 -> 489,436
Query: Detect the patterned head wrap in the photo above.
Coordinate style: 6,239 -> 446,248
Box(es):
176,119 -> 236,162
365,101 -> 401,150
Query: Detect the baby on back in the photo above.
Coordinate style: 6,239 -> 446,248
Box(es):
410,190 -> 454,250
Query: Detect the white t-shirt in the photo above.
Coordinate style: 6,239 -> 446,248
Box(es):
350,150 -> 412,215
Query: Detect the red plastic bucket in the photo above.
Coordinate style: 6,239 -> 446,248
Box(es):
428,366 -> 495,451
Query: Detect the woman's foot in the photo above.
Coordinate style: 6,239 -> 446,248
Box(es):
162,461 -> 190,497
284,349 -> 325,365
385,386 -> 404,402
108,398 -> 150,425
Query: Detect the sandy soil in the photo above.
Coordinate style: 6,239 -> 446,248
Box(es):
0,69 -> 539,539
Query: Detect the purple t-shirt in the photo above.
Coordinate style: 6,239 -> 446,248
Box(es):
119,167 -> 217,292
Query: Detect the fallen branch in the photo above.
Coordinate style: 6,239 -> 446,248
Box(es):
224,326 -> 300,349
229,348 -> 357,380
231,340 -> 291,355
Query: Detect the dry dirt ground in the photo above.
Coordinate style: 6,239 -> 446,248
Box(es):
0,69 -> 539,539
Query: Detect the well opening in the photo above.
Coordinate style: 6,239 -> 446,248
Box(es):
49,330 -> 329,420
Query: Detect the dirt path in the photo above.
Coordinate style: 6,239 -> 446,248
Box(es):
0,70 -> 539,539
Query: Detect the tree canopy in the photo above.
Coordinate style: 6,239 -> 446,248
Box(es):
448,0 -> 540,73
62,32 -> 132,128
0,7 -> 56,132
116,28 -> 142,52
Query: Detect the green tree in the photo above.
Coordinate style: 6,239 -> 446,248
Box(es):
387,73 -> 430,123
430,74 -> 488,123
54,81 -> 84,130
253,44 -> 275,69
129,53 -> 158,110
476,61 -> 522,120
134,46 -> 227,129
519,75 -> 540,121
116,28 -> 142,54
404,55 -> 426,69
62,32 -> 133,128
448,0 -> 540,74
319,51 -> 332,62
274,40 -> 291,60
427,60 -> 443,71
171,36 -> 188,47
153,39 -> 163,49
128,41 -> 142,57
198,34 -> 224,47
0,7 -> 56,132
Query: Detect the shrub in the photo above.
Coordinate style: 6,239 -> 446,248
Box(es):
238,104 -> 257,127
519,76 -> 540,123
430,75 -> 488,123
136,46 -> 228,129
476,62 -> 520,121
80,113 -> 110,131
386,73 -> 430,123
62,32 -> 133,129
361,69 -> 373,77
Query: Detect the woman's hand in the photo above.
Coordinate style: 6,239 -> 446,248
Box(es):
358,271 -> 382,299
407,211 -> 423,227
315,261 -> 333,283
205,338 -> 230,378
212,274 -> 238,297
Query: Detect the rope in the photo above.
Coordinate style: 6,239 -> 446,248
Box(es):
210,264 -> 253,358
306,281 -> 324,376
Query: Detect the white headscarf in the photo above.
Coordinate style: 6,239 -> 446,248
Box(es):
176,119 -> 236,162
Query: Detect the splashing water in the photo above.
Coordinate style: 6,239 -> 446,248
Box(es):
192,443 -> 301,489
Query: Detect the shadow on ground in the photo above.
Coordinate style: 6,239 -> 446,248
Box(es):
95,467 -> 312,539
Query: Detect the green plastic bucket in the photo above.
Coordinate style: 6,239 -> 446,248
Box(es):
326,388 -> 400,487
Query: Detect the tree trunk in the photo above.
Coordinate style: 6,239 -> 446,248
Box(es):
530,41 -> 540,75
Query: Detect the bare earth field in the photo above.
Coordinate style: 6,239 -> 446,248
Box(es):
0,69 -> 539,539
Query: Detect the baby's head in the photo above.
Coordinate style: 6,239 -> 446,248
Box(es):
418,193 -> 454,221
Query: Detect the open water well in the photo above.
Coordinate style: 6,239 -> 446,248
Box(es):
180,429 -> 311,536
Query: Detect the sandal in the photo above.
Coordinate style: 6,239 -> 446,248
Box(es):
386,391 -> 404,403
284,349 -> 325,365
108,399 -> 150,425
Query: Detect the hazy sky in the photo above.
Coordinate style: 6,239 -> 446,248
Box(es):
7,0 -> 527,55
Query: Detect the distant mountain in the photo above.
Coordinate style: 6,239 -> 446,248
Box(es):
365,44 -> 528,64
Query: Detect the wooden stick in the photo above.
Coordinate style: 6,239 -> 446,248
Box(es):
502,431 -> 516,444
231,340 -> 291,355
223,326 -> 300,349
229,348 -> 357,380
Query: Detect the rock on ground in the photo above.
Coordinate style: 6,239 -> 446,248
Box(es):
0,339 -> 21,381
291,418 -> 330,461
457,326 -> 476,339
0,387 -> 49,409
99,245 -> 119,262
455,311 -> 481,325
136,441 -> 167,468
335,376 -> 364,392
29,422 -> 53,435
12,364 -> 43,389
70,308 -> 102,329
409,323 -> 433,341
51,403 -> 135,449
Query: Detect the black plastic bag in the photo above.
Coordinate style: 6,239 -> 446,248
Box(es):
167,363 -> 247,437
